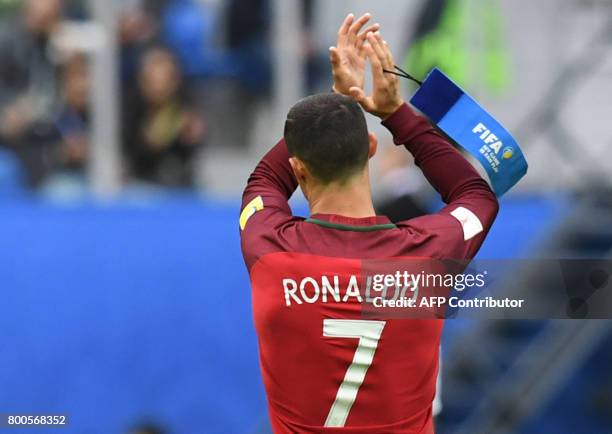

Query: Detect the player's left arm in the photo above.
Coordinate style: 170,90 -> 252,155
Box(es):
351,31 -> 499,260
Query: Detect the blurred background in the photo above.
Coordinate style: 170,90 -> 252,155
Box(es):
0,0 -> 610,433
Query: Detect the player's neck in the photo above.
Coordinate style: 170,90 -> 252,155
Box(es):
308,173 -> 376,218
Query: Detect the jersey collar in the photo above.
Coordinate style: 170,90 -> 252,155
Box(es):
306,214 -> 397,232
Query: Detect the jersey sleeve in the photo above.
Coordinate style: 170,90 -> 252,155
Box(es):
240,139 -> 300,270
382,103 -> 499,260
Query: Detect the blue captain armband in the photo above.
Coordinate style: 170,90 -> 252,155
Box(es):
410,68 -> 528,197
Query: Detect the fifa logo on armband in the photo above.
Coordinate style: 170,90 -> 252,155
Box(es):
472,122 -> 513,159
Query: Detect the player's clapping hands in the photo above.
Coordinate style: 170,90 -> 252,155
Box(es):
330,14 -> 405,120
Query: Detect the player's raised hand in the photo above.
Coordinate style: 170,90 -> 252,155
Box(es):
349,32 -> 404,120
330,13 -> 380,96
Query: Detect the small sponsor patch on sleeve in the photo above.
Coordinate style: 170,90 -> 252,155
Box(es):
240,196 -> 264,230
450,206 -> 483,241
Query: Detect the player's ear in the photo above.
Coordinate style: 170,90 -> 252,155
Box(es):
289,157 -> 308,183
368,132 -> 378,159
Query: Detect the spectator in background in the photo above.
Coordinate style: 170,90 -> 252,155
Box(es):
123,46 -> 205,187
159,0 -> 221,80
119,0 -> 223,85
53,54 -> 89,175
185,0 -> 271,152
0,0 -> 65,185
224,0 -> 325,94
224,0 -> 271,95
118,0 -> 159,89
0,0 -> 63,130
301,0 -> 329,93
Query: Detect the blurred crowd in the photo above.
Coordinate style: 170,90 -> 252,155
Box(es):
0,0 -> 326,191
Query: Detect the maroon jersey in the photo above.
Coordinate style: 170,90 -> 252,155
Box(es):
240,104 -> 498,433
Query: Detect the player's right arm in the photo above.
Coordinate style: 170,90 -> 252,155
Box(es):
239,138 -> 299,269
352,32 -> 499,260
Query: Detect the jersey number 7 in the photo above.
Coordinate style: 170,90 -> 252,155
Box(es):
323,319 -> 386,427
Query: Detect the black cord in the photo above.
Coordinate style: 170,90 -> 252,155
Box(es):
383,65 -> 423,86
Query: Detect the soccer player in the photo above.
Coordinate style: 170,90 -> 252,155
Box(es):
239,13 -> 499,434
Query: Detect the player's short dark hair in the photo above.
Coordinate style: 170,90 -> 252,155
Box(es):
284,93 -> 369,184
